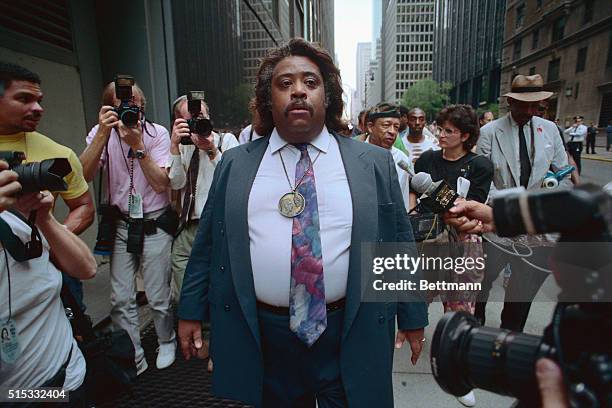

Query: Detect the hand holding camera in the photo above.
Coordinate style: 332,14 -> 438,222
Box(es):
117,120 -> 144,151
0,160 -> 21,212
98,105 -> 120,136
13,190 -> 54,222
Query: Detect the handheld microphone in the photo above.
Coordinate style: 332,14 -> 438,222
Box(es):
410,172 -> 459,213
397,160 -> 415,176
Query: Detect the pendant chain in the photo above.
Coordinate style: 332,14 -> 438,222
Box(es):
278,145 -> 321,192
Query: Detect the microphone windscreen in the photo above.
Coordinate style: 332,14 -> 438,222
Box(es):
411,172 -> 433,194
397,160 -> 414,176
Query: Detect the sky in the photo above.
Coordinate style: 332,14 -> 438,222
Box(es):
334,0 -> 372,91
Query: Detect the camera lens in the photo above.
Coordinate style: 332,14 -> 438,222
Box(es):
431,311 -> 554,401
12,158 -> 70,192
120,108 -> 140,127
193,118 -> 212,136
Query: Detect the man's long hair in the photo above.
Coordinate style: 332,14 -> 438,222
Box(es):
251,38 -> 345,136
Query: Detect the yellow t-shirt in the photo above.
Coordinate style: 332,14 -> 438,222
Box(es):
0,132 -> 89,200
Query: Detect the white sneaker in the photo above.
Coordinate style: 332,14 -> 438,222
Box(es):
457,391 -> 476,407
136,358 -> 148,376
156,340 -> 176,369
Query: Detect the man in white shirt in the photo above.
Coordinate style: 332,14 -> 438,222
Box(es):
365,102 -> 412,210
168,94 -> 238,301
564,115 -> 587,174
399,107 -> 439,164
177,38 -> 427,408
238,123 -> 263,144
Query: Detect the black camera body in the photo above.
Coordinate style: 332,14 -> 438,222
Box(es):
431,186 -> 612,407
0,151 -> 70,192
113,75 -> 140,128
180,91 -> 213,145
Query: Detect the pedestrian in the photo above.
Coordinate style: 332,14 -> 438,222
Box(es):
476,74 -> 570,332
564,115 -> 587,173
586,122 -> 597,154
177,38 -> 427,408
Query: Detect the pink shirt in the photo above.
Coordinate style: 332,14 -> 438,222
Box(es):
86,123 -> 170,214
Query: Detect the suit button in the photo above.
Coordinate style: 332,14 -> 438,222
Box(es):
220,228 -> 225,236
224,304 -> 231,312
220,266 -> 225,272
378,314 -> 385,324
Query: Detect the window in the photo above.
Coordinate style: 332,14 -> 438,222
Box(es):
513,38 -> 522,60
552,16 -> 566,42
529,66 -> 536,75
576,47 -> 588,73
532,28 -> 540,49
536,0 -> 543,8
516,4 -> 525,28
583,0 -> 594,24
548,58 -> 561,81
575,82 -> 580,99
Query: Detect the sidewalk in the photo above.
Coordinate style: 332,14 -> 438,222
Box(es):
90,270 -> 557,407
583,134 -> 612,163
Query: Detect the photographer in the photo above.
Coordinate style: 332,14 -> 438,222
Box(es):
167,94 -> 238,304
0,61 -> 95,311
79,80 -> 176,374
0,160 -> 96,406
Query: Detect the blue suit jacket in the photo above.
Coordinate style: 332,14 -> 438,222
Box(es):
178,132 -> 428,407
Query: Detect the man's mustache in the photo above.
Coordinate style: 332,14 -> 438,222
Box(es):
284,100 -> 314,116
25,114 -> 42,121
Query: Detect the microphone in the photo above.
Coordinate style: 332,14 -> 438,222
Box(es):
397,160 -> 415,176
410,172 -> 459,213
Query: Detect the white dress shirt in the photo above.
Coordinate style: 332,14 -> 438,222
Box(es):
238,124 -> 263,144
365,137 -> 411,211
248,126 -> 353,306
167,132 -> 239,220
564,124 -> 587,143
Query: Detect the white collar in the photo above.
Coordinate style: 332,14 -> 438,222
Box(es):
269,125 -> 331,154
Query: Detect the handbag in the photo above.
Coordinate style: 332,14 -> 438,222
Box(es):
61,283 -> 137,404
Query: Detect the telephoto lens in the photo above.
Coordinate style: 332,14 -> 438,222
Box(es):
430,312 -> 554,402
12,158 -> 71,192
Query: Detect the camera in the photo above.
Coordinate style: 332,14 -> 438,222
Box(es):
180,90 -> 213,145
431,186 -> 612,407
0,151 -> 70,192
113,75 -> 140,127
93,204 -> 121,256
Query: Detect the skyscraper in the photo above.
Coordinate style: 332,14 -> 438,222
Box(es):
433,0 -> 506,107
383,0 -> 435,103
355,42 -> 372,118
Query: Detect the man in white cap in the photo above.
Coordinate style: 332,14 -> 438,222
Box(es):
473,74 -> 570,332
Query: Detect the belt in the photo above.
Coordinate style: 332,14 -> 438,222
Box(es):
257,297 -> 346,316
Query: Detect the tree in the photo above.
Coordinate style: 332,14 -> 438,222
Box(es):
401,79 -> 453,120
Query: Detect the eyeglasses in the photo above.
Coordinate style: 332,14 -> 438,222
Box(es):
440,127 -> 460,135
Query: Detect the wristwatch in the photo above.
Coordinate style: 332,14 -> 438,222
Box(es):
134,149 -> 146,159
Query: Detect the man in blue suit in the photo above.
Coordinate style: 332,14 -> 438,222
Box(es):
178,38 -> 428,408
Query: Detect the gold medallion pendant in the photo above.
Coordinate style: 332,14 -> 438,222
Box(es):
278,191 -> 306,218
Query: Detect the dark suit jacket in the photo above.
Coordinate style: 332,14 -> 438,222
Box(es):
178,132 -> 428,408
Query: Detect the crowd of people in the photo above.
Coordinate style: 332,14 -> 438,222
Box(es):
0,38 -> 584,408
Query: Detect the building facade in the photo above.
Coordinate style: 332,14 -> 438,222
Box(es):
433,0 -> 507,107
382,0 -> 435,104
501,0 -> 612,126
354,42 -> 372,119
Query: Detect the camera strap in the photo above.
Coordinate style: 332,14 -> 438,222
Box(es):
0,210 -> 43,262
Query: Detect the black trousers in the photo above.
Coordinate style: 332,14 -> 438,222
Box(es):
475,242 -> 551,332
259,307 -> 347,408
567,141 -> 583,174
586,135 -> 596,154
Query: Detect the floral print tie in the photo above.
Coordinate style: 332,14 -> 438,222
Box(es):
289,143 -> 326,347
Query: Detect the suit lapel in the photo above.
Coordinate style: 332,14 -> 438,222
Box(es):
225,137 -> 269,348
334,134 -> 378,341
495,117 -> 520,186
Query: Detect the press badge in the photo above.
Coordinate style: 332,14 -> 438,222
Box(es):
128,194 -> 144,219
0,319 -> 21,364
